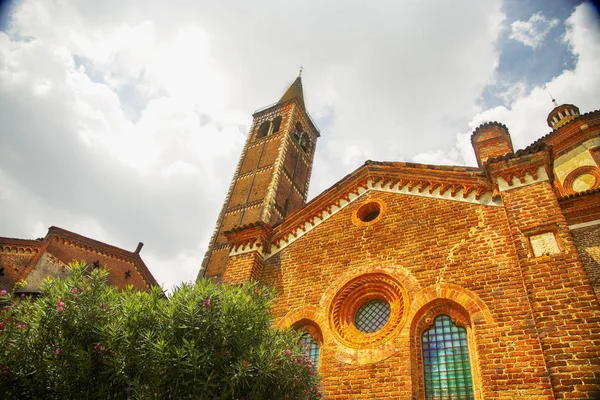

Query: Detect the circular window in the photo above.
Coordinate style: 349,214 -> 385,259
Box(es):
572,174 -> 597,192
355,300 -> 391,333
563,166 -> 600,194
352,199 -> 386,226
329,273 -> 407,348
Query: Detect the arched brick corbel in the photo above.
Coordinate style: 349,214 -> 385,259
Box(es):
406,283 -> 494,328
277,305 -> 329,344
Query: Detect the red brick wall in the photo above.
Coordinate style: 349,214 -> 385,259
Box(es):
46,237 -> 149,290
560,191 -> 600,226
571,225 -> 600,301
500,181 -> 600,399
203,99 -> 318,279
222,251 -> 264,284
255,190 -> 556,399
0,245 -> 38,291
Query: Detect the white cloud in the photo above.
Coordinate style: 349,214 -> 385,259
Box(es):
7,0 -> 594,291
412,149 -> 462,167
414,3 -> 600,167
30,222 -> 47,239
509,12 -> 559,48
142,247 -> 206,291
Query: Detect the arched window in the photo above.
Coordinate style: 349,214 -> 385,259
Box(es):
293,122 -> 303,141
299,332 -> 320,369
293,122 -> 309,153
272,116 -> 282,134
293,320 -> 323,369
422,315 -> 474,400
256,121 -> 270,139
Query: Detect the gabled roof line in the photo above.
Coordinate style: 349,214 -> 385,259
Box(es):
46,227 -> 138,260
230,171 -> 501,258
43,227 -> 158,287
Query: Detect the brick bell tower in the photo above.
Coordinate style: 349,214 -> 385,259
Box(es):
199,73 -> 320,280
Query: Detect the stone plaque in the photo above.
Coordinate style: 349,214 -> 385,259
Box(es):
529,232 -> 560,258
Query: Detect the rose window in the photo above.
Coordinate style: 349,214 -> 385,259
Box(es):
354,300 -> 391,333
329,273 -> 407,348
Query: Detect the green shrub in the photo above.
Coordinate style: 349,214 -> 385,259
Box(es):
0,263 -> 321,399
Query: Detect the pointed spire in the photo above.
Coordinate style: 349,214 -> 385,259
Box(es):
546,87 -> 558,107
278,71 -> 305,109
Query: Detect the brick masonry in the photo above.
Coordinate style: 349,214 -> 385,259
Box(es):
571,225 -> 600,301
0,226 -> 157,293
203,82 -> 600,399
201,82 -> 319,280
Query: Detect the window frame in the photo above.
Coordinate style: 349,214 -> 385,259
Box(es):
411,301 -> 481,400
421,314 -> 475,400
292,319 -> 323,371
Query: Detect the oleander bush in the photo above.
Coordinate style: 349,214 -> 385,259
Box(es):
0,263 -> 321,399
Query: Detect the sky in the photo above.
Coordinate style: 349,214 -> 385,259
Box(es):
1,0 -> 599,291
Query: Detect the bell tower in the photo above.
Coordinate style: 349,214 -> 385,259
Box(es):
199,74 -> 320,280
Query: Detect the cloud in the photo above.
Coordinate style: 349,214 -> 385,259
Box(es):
414,2 -> 600,167
6,0 -> 593,291
509,12 -> 559,48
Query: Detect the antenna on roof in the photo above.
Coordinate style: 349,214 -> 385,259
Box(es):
298,66 -> 303,78
546,87 -> 558,107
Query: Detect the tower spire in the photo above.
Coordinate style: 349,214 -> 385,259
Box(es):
199,75 -> 318,280
278,73 -> 305,109
546,87 -> 558,107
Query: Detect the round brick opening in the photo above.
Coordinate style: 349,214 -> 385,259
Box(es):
356,202 -> 380,222
329,273 -> 406,348
352,199 -> 385,226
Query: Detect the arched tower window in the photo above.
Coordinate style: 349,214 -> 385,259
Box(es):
256,121 -> 271,139
422,315 -> 474,400
293,122 -> 303,141
272,116 -> 282,134
293,122 -> 308,153
299,332 -> 320,369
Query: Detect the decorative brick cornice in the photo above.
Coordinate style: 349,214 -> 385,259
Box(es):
226,221 -> 272,256
529,109 -> 600,156
253,97 -> 320,137
207,162 -> 496,259
485,145 -> 553,192
470,121 -> 509,143
0,238 -> 42,255
559,185 -> 600,200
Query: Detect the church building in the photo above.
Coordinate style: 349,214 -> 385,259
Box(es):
0,226 -> 157,294
199,76 -> 600,399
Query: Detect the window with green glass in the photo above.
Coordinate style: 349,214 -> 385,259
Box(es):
422,315 -> 474,400
300,333 -> 320,369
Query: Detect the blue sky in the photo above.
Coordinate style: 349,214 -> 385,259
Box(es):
0,0 -> 599,289
480,0 -> 584,108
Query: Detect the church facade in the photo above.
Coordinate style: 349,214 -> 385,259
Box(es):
199,77 -> 600,399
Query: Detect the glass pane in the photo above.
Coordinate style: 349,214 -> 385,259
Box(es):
299,333 -> 320,369
422,315 -> 474,400
354,300 -> 391,333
